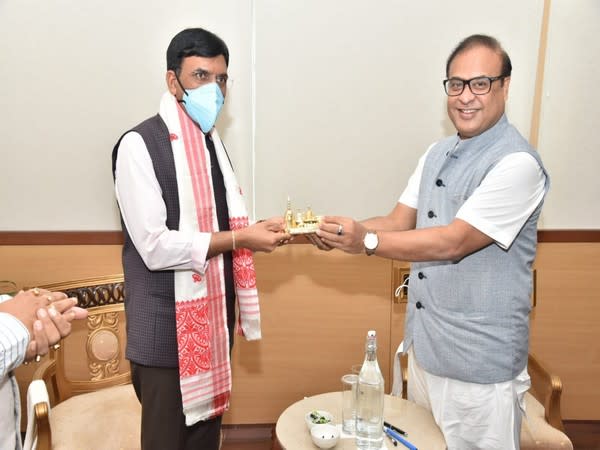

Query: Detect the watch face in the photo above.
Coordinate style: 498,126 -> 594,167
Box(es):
364,232 -> 378,249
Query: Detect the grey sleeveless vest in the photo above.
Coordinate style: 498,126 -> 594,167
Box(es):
404,114 -> 550,383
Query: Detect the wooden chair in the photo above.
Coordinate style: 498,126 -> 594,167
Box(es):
520,352 -> 573,449
25,275 -> 141,450
397,351 -> 573,449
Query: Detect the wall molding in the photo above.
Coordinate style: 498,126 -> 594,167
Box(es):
0,230 -> 599,245
0,231 -> 124,245
537,230 -> 600,242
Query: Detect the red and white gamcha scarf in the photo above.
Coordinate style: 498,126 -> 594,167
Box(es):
159,92 -> 261,426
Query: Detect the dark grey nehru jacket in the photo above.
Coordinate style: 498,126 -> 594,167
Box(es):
112,114 -> 236,368
112,115 -> 181,367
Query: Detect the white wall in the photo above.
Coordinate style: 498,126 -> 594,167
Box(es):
0,0 -> 597,230
536,1 -> 600,228
0,0 -> 253,230
253,0 -> 542,220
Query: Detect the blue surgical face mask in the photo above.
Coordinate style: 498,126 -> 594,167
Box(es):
178,81 -> 224,133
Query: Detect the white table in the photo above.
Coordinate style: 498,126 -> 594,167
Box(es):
275,392 -> 446,449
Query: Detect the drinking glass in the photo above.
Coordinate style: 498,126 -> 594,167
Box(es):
341,374 -> 358,434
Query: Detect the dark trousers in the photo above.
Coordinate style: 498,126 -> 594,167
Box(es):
131,363 -> 222,450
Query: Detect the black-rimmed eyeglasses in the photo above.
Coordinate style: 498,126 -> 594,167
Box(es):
443,75 -> 506,96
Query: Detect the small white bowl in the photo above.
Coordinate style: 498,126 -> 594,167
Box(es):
305,410 -> 334,430
310,423 -> 340,449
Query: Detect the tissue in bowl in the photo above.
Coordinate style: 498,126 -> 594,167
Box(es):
310,424 -> 340,449
304,410 -> 333,430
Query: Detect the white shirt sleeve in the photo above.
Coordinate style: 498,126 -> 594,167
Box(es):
398,148 -> 546,250
456,152 -> 546,249
0,295 -> 29,376
398,145 -> 434,208
114,132 -> 211,273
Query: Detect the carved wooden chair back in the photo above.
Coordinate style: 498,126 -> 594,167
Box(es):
37,275 -> 130,402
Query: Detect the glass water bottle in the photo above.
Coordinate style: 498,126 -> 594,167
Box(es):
356,330 -> 384,449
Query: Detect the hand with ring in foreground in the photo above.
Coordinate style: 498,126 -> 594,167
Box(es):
0,288 -> 88,362
26,295 -> 88,362
311,216 -> 367,254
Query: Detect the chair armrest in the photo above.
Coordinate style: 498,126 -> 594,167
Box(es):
528,352 -> 565,432
22,380 -> 51,450
32,359 -> 59,406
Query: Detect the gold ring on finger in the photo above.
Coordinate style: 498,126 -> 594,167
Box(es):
32,287 -> 40,296
35,355 -> 42,363
52,343 -> 61,351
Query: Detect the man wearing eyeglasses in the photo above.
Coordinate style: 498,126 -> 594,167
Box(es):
310,34 -> 549,449
112,28 -> 289,450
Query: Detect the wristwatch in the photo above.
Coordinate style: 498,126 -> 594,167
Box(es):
363,231 -> 379,256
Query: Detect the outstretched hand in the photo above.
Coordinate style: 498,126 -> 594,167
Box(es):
238,216 -> 292,252
312,216 -> 367,254
305,232 -> 332,251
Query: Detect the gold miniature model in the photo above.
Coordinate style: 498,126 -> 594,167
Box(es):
284,197 -> 322,234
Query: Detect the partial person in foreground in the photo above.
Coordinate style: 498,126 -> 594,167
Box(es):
1,287 -> 87,450
112,27 -> 289,450
308,34 -> 549,450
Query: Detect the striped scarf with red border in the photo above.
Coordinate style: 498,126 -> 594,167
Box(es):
159,92 -> 261,426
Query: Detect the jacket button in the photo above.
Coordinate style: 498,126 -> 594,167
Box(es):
416,301 -> 423,309
418,272 -> 425,279
427,210 -> 436,218
436,179 -> 444,187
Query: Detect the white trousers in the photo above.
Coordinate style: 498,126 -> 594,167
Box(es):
407,347 -> 530,450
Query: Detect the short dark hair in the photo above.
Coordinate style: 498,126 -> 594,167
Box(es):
445,34 -> 512,78
166,28 -> 229,73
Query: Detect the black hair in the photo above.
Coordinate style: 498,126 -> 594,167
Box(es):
166,28 -> 229,73
445,34 -> 512,78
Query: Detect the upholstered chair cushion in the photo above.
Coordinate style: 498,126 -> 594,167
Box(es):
50,384 -> 141,450
520,393 -> 573,450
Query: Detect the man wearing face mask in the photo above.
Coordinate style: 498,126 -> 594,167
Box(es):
112,28 -> 289,450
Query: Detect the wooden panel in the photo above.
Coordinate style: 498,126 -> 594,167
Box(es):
3,241 -> 600,423
530,242 -> 600,420
224,245 -> 392,424
0,245 -> 123,289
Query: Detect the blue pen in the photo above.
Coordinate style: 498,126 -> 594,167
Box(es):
384,426 -> 418,450
384,428 -> 398,447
